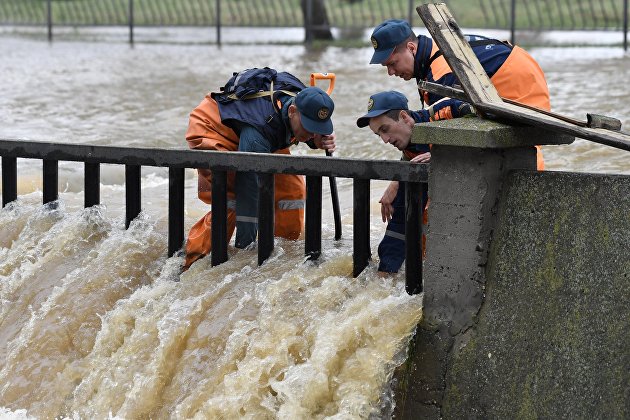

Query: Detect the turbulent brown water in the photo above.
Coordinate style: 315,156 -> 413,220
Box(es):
0,28 -> 629,418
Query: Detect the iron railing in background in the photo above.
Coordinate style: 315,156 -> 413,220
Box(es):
0,138 -> 428,295
0,1 -> 628,49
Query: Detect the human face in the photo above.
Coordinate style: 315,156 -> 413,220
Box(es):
288,104 -> 316,142
368,111 -> 413,151
381,41 -> 416,80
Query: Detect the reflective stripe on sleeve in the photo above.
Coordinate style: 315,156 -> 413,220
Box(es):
236,215 -> 258,224
384,229 -> 406,241
277,199 -> 305,210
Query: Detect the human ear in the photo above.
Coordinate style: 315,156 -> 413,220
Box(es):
288,104 -> 297,118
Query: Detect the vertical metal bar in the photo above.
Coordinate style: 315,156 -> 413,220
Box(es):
84,162 -> 100,207
211,169 -> 228,266
128,0 -> 134,45
1,156 -> 17,207
46,0 -> 52,41
168,167 -> 185,257
408,0 -> 413,26
258,172 -> 275,266
353,178 -> 370,277
624,0 -> 628,51
216,0 -> 221,46
405,181 -> 424,295
125,164 -> 141,229
305,175 -> 322,260
43,159 -> 58,205
510,0 -> 516,44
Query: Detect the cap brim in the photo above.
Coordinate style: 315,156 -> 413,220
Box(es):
356,109 -> 389,128
370,46 -> 395,64
301,114 -> 333,135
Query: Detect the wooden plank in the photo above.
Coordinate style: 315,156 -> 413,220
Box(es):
478,101 -> 630,151
417,3 -> 630,152
417,3 -> 502,106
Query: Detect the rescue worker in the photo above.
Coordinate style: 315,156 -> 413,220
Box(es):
184,67 -> 336,269
364,19 -> 551,274
357,90 -> 475,274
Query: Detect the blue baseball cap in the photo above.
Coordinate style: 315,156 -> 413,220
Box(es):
370,19 -> 414,64
356,91 -> 409,128
295,86 -> 334,135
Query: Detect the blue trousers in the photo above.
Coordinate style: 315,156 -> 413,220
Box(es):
234,124 -> 273,248
377,182 -> 428,273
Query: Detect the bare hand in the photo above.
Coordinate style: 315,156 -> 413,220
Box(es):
379,181 -> 399,223
312,132 -> 336,153
409,152 -> 430,163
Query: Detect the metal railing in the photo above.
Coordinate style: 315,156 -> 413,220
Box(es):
1,1 -> 627,48
0,138 -> 428,295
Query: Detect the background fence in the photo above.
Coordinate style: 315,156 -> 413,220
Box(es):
0,0 -> 628,48
0,0 -> 628,31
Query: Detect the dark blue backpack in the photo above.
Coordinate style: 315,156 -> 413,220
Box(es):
213,67 -> 305,104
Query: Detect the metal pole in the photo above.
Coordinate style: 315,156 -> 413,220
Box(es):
305,175 -> 322,260
405,182 -> 424,295
510,0 -> 516,45
43,159 -> 58,205
125,164 -> 141,229
216,0 -> 222,46
168,167 -> 185,257
211,170 -> 229,266
128,0 -> 134,45
408,0 -> 414,26
353,178 -> 371,277
1,157 -> 17,207
257,173 -> 275,266
47,0 -> 52,42
624,0 -> 628,52
84,162 -> 100,207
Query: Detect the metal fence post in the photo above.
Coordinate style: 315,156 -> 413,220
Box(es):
405,181 -> 424,295
1,157 -> 17,207
353,178 -> 371,277
125,164 -> 141,229
624,0 -> 628,51
168,167 -> 185,257
128,0 -> 134,45
43,159 -> 58,205
211,170 -> 229,266
216,0 -> 222,46
305,175 -> 322,260
84,162 -> 100,207
46,0 -> 52,42
510,0 -> 516,45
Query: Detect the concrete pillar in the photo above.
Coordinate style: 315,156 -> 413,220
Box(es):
393,118 -> 573,418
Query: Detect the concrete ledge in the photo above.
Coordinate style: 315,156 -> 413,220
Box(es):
411,118 -> 575,148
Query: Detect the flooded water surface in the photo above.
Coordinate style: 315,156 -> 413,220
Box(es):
0,30 -> 629,419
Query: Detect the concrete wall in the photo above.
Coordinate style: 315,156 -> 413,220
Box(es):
394,119 -> 629,419
443,170 -> 629,418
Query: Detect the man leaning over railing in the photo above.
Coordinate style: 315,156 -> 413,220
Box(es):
184,67 -> 336,270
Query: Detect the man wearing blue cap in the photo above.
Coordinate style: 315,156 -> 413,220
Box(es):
184,68 -> 336,269
356,90 -> 475,274
369,19 -> 550,169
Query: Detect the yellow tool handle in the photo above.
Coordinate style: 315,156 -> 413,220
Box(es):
309,72 -> 336,95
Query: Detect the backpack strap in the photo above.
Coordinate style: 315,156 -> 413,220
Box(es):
427,39 -> 512,68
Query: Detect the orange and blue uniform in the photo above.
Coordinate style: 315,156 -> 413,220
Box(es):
184,69 -> 324,269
